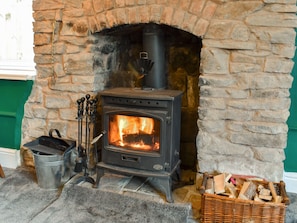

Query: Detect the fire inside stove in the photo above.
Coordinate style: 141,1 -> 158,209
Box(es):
108,114 -> 160,152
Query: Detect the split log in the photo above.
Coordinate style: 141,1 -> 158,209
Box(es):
259,188 -> 271,196
199,172 -> 209,194
238,181 -> 257,200
225,182 -> 237,198
199,172 -> 214,194
254,194 -> 265,202
205,178 -> 214,194
224,173 -> 232,183
214,173 -> 225,194
259,194 -> 273,201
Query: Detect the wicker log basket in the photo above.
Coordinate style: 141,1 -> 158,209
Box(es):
199,173 -> 290,223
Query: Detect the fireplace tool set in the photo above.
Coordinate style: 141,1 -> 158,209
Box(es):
74,94 -> 100,184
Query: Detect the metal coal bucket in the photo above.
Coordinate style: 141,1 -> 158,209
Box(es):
23,129 -> 76,189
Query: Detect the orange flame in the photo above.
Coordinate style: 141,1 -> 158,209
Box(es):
109,114 -> 160,152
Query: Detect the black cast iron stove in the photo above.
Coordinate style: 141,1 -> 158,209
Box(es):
95,87 -> 182,202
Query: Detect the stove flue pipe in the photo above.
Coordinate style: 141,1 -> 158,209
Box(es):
143,23 -> 166,89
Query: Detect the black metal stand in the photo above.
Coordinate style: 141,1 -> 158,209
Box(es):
93,160 -> 181,203
75,153 -> 95,185
74,94 -> 98,185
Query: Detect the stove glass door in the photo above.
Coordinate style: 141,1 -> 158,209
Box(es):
108,113 -> 160,153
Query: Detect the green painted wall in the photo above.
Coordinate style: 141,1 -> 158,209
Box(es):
0,79 -> 33,149
285,29 -> 297,172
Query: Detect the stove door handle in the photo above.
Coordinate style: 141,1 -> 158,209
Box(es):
121,155 -> 140,163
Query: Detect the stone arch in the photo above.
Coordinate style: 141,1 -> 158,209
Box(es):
83,1 -> 218,37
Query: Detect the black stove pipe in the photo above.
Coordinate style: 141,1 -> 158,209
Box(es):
143,24 -> 166,89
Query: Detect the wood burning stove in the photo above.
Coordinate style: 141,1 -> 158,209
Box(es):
95,87 -> 182,202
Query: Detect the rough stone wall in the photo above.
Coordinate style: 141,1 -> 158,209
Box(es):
198,1 -> 297,181
22,0 -> 297,181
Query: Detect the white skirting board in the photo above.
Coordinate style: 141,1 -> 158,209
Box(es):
0,147 -> 21,169
283,171 -> 297,194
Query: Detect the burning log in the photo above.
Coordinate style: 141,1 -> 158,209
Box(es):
123,133 -> 155,145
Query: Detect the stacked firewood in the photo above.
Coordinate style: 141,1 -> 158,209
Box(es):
199,172 -> 290,205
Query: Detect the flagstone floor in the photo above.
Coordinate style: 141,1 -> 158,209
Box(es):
1,166 -> 297,223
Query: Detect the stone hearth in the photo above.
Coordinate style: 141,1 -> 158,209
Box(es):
22,0 -> 297,182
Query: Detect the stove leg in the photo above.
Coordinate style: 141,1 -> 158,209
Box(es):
93,167 -> 104,188
173,168 -> 181,182
158,177 -> 173,203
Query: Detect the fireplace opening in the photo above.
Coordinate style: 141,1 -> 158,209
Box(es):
95,23 -> 201,171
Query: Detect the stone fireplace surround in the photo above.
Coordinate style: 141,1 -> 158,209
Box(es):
22,0 -> 297,182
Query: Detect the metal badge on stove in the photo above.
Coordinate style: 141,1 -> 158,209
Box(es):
153,164 -> 163,170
